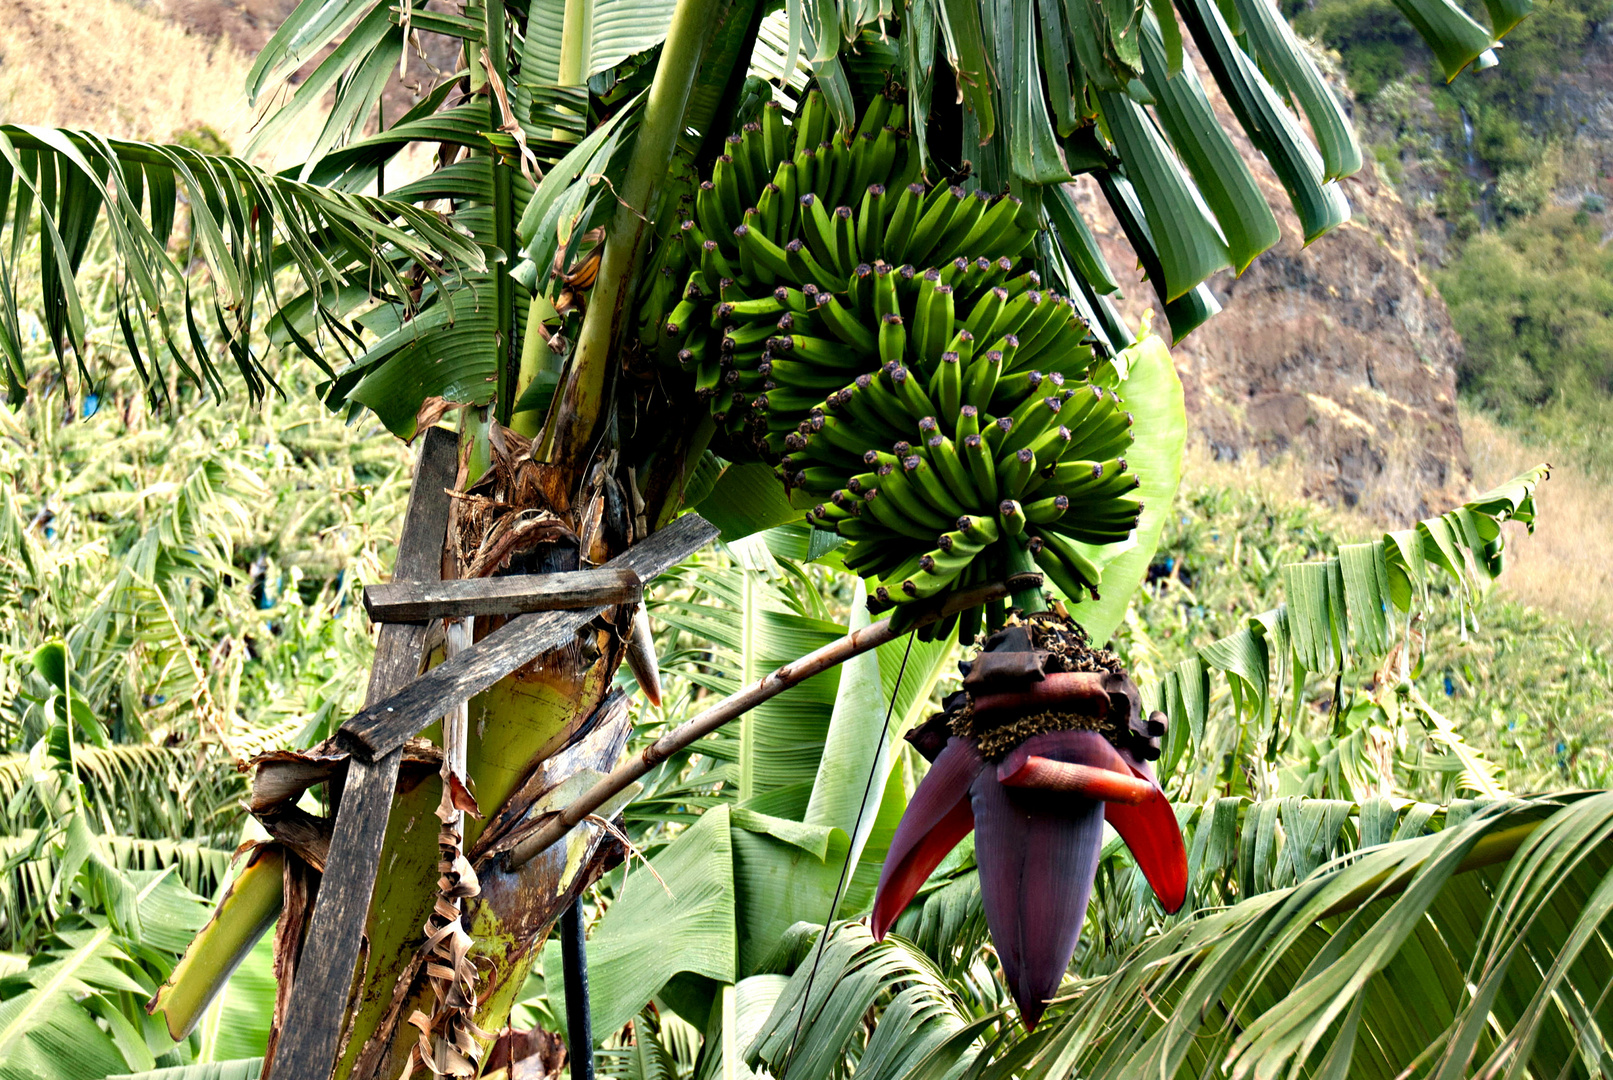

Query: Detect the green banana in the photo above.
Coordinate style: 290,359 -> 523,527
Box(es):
932,189 -> 989,256
906,185 -> 964,264
1033,541 -> 1097,603
734,221 -> 793,282
956,403 -> 981,443
762,101 -> 788,171
813,295 -> 878,353
955,514 -> 1000,546
982,414 -> 1014,456
929,351 -> 963,418
996,448 -> 1036,499
924,432 -> 981,507
713,152 -> 744,224
700,240 -> 738,285
871,466 -> 955,532
998,498 -> 1026,537
857,185 -> 886,258
1023,494 -> 1070,525
696,182 -> 731,249
799,194 -> 840,272
935,525 -> 988,556
878,314 -> 907,368
1002,268 -> 1041,300
960,348 -> 1002,410
964,286 -> 1010,341
784,239 -> 836,287
873,261 -> 900,321
834,379 -> 911,443
962,434 -> 997,503
900,452 -> 968,519
956,195 -> 1022,253
883,182 -> 924,262
861,486 -> 945,541
1000,395 -> 1063,456
794,90 -> 827,157
832,205 -> 858,276
882,361 -> 936,420
765,357 -> 858,391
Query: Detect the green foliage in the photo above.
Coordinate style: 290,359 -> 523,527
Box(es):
1297,0 -> 1609,180
1438,208 -> 1613,449
1121,479 -> 1611,793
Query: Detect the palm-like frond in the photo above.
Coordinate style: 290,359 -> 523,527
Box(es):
1147,466 -> 1549,805
0,744 -> 242,844
0,869 -> 215,1080
748,922 -> 980,1080
0,126 -> 483,407
749,793 -> 1613,1080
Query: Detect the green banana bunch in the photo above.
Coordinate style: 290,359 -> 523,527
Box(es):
639,85 -> 1145,641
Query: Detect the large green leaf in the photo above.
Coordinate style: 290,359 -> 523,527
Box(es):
694,463 -> 804,543
589,0 -> 683,76
548,805 -> 739,1034
746,923 -> 982,1080
548,805 -> 847,1032
113,1060 -> 264,1080
806,588 -> 956,904
1069,335 -> 1186,646
1137,13 -> 1279,274
1097,93 -> 1230,301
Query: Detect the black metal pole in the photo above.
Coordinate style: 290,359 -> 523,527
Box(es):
560,897 -> 595,1080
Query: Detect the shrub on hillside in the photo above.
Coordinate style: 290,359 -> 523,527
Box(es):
1440,207 -> 1613,421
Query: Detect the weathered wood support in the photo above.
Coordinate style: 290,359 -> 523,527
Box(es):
362,568 -> 642,623
337,511 -> 718,763
270,426 -> 457,1080
269,427 -> 716,1078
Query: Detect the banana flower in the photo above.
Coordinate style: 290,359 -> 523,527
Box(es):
871,669 -> 1188,1029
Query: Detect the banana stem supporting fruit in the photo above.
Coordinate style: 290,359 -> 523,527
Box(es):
539,0 -> 723,468
506,579 -> 1017,868
1008,536 -> 1049,614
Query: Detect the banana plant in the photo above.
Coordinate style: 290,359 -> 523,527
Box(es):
0,0 -> 1542,1069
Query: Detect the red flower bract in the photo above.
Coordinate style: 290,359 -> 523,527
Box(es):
872,728 -> 1186,1030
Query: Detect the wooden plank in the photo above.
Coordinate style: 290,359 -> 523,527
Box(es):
362,567 -> 642,623
270,426 -> 457,1080
338,512 -> 719,762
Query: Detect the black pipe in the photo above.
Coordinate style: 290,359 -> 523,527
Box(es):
560,897 -> 595,1080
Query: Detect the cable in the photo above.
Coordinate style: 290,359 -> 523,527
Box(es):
781,631 -> 917,1077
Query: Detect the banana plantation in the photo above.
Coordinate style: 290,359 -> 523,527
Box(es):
0,0 -> 1606,1074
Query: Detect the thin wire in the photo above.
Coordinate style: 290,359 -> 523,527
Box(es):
782,630 -> 917,1076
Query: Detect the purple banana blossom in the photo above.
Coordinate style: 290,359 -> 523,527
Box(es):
871,684 -> 1187,1030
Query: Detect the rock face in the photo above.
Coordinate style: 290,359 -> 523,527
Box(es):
1069,51 -> 1470,523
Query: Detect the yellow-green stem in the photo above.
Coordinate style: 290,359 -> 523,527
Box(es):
511,292 -> 558,439
538,0 -> 726,468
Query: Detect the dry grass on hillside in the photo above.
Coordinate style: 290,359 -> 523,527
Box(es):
1185,418 -> 1609,633
1463,409 -> 1613,631
0,0 -> 253,144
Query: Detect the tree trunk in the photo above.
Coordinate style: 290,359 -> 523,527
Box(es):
253,435 -> 662,1079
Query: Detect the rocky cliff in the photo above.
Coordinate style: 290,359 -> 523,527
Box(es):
1070,50 -> 1472,523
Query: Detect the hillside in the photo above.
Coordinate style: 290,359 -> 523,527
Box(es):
1071,61 -> 1471,524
